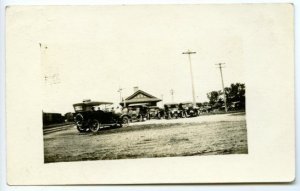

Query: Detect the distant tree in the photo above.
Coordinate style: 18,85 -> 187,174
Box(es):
225,83 -> 245,110
206,83 -> 245,110
197,102 -> 203,107
202,101 -> 209,106
207,91 -> 220,106
64,112 -> 74,122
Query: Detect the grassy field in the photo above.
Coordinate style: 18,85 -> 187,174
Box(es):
44,112 -> 247,163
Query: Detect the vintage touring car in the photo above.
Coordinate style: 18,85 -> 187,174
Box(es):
73,100 -> 130,133
179,102 -> 200,117
147,106 -> 164,119
164,103 -> 184,119
126,103 -> 149,122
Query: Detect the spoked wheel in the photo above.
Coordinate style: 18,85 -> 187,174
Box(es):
167,113 -> 171,119
157,113 -> 161,119
77,125 -> 86,132
172,113 -> 178,119
121,116 -> 129,127
138,115 -> 143,122
185,111 -> 190,118
75,113 -> 86,132
89,119 -> 100,133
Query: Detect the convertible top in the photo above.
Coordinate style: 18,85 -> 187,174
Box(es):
127,103 -> 148,107
73,101 -> 113,107
180,102 -> 193,104
148,106 -> 160,108
164,102 -> 179,106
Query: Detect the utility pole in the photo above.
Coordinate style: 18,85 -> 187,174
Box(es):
216,63 -> 228,112
117,87 -> 126,107
170,89 -> 174,102
182,50 -> 197,106
117,87 -> 123,102
40,43 -> 60,85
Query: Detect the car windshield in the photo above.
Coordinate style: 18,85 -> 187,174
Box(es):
74,105 -> 83,111
73,105 -> 96,112
99,104 -> 113,111
183,103 -> 193,107
74,103 -> 113,112
128,107 -> 138,111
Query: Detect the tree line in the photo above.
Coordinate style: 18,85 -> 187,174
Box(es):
200,83 -> 245,111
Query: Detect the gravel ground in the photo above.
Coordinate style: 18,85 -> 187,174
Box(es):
44,112 -> 247,163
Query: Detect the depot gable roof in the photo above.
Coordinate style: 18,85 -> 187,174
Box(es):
125,90 -> 160,101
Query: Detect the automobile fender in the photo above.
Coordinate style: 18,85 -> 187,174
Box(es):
120,114 -> 130,119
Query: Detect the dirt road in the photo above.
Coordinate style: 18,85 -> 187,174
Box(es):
44,112 -> 247,163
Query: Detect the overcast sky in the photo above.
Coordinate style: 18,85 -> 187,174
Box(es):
41,5 -> 245,113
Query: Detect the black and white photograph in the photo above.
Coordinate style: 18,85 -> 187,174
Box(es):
5,3 -> 295,185
41,5 -> 247,163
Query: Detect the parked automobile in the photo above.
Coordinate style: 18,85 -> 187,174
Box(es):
73,100 -> 130,133
147,106 -> 164,119
126,104 -> 149,122
229,101 -> 243,111
164,103 -> 183,119
196,103 -> 212,114
179,102 -> 200,117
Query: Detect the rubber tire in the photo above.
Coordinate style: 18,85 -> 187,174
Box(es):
121,116 -> 129,127
89,119 -> 100,133
77,125 -> 86,133
75,113 -> 84,127
138,115 -> 143,122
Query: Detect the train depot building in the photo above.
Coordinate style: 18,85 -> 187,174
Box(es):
121,87 -> 161,107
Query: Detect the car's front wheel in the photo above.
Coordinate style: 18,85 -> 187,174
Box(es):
121,116 -> 129,127
185,111 -> 190,118
138,115 -> 143,122
89,119 -> 100,133
77,125 -> 86,132
172,113 -> 178,119
157,113 -> 161,119
181,112 -> 186,118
